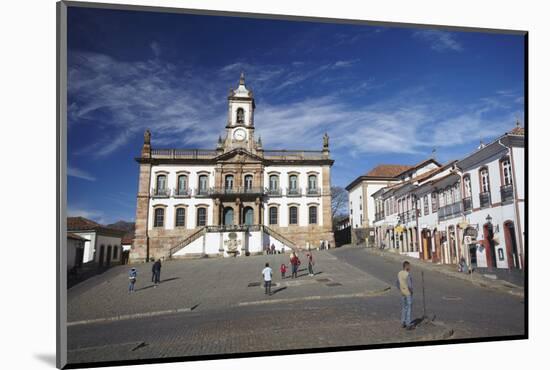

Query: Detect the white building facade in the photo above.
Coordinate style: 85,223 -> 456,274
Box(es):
371,125 -> 525,271
132,74 -> 334,262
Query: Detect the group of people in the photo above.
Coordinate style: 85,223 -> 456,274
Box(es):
127,258 -> 163,293
265,243 -> 283,255
261,251 -> 316,295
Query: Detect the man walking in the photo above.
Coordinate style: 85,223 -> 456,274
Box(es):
307,252 -> 315,276
290,252 -> 300,279
152,258 -> 162,286
262,262 -> 273,295
397,261 -> 414,330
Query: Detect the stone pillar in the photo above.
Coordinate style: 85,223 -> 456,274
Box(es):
321,165 -> 335,245
235,198 -> 241,226
132,131 -> 152,262
213,198 -> 220,226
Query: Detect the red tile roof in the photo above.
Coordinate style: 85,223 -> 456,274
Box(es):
365,164 -> 414,178
67,216 -> 126,236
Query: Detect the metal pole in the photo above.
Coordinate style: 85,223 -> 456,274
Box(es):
421,271 -> 426,319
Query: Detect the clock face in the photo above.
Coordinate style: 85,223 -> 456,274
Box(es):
233,129 -> 246,142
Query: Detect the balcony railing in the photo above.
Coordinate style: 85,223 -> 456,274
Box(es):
151,149 -> 218,159
462,197 -> 472,212
195,188 -> 210,197
286,188 -> 302,197
173,188 -> 191,198
500,184 -> 514,203
265,188 -> 282,196
479,192 -> 491,208
306,188 -> 321,196
374,212 -> 385,222
209,187 -> 265,196
151,188 -> 170,198
437,201 -> 463,221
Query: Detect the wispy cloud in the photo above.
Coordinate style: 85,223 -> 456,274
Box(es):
67,165 -> 96,181
68,205 -> 107,224
69,49 -> 519,162
413,30 -> 463,52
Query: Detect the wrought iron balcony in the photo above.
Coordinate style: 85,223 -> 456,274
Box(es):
151,188 -> 170,198
265,188 -> 283,196
286,188 -> 302,197
306,188 -> 321,196
173,188 -> 191,198
195,188 -> 210,197
437,201 -> 463,221
210,187 -> 265,196
462,197 -> 472,212
500,184 -> 514,203
479,192 -> 491,208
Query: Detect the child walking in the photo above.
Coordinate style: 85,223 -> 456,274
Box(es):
280,263 -> 287,279
128,267 -> 137,293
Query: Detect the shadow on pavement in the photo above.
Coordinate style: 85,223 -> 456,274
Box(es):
271,286 -> 287,295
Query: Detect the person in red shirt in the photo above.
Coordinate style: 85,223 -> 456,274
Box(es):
290,252 -> 300,278
280,263 -> 287,279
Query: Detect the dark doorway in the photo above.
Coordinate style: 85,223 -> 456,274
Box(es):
98,245 -> 105,267
106,245 -> 112,266
243,207 -> 254,225
483,223 -> 497,269
421,230 -> 432,260
504,221 -> 520,269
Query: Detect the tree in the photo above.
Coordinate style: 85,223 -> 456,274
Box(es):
331,186 -> 348,226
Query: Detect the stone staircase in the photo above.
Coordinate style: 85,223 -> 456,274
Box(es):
167,226 -> 206,258
166,224 -> 299,259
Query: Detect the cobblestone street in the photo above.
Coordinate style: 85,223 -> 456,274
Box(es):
67,247 -> 525,365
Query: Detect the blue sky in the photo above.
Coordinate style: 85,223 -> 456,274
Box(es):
67,7 -> 525,224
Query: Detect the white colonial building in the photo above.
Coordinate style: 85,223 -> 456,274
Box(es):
67,217 -> 125,266
345,159 -> 440,245
131,74 -> 334,262
369,124 -> 524,271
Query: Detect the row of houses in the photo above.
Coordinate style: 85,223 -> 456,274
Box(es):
346,124 -> 525,271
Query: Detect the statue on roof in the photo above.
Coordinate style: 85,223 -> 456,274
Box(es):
323,132 -> 329,148
239,71 -> 245,85
144,129 -> 151,145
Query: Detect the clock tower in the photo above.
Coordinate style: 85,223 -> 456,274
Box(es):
221,73 -> 259,153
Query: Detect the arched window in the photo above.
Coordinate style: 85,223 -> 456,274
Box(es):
501,158 -> 513,186
463,175 -> 472,198
175,207 -> 186,227
154,208 -> 164,227
156,174 -> 167,195
223,207 -> 234,225
308,175 -> 317,191
177,175 -> 188,195
198,175 -> 209,194
269,175 -> 279,190
480,168 -> 490,193
309,206 -> 318,224
269,207 -> 278,225
236,108 -> 245,124
225,174 -> 234,190
289,175 -> 298,190
289,206 -> 298,225
244,175 -> 253,190
197,207 -> 207,226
